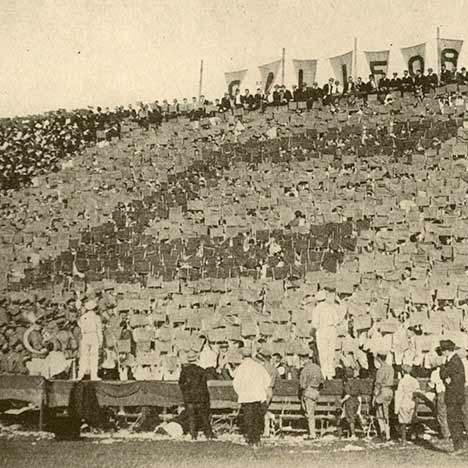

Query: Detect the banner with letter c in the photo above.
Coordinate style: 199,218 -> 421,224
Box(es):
364,50 -> 390,78
258,60 -> 282,94
225,69 -> 248,97
437,38 -> 464,71
329,51 -> 353,85
400,43 -> 426,76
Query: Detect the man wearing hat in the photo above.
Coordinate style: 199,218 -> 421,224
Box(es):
77,299 -> 103,381
178,349 -> 215,440
311,290 -> 339,380
300,350 -> 323,439
233,345 -> 272,447
439,340 -> 466,453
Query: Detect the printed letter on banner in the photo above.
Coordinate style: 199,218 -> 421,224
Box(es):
400,43 -> 426,76
292,59 -> 317,87
438,38 -> 464,71
258,60 -> 282,94
225,69 -> 248,97
329,51 -> 353,84
364,50 -> 390,79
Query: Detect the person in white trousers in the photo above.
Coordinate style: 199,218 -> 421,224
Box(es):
77,300 -> 103,380
311,290 -> 338,380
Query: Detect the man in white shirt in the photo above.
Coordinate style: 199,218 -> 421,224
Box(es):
77,300 -> 103,380
311,290 -> 338,380
233,346 -> 272,446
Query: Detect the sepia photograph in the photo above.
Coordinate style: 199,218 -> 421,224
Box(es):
1,0 -> 468,466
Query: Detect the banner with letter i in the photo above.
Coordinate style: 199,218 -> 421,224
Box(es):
292,59 -> 317,87
329,51 -> 353,85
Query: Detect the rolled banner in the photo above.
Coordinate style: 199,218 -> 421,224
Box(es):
224,69 -> 248,97
364,50 -> 390,79
292,59 -> 317,87
437,38 -> 464,71
401,42 -> 426,76
258,59 -> 282,94
329,51 -> 353,85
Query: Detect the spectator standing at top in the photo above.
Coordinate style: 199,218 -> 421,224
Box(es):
233,345 -> 272,447
178,349 -> 215,440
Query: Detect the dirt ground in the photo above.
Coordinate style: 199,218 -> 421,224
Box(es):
1,432 -> 468,468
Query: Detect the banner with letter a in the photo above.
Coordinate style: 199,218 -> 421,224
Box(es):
329,51 -> 353,85
258,60 -> 282,94
225,69 -> 248,96
438,38 -> 464,71
292,59 -> 317,87
400,43 -> 426,76
364,50 -> 390,79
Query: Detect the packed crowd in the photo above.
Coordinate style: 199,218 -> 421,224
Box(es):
2,63 -> 468,192
1,64 -> 468,447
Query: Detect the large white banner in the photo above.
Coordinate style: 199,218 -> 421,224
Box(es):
364,50 -> 390,78
258,60 -> 282,94
292,59 -> 317,87
401,43 -> 426,76
329,51 -> 353,84
224,69 -> 248,96
438,38 -> 464,71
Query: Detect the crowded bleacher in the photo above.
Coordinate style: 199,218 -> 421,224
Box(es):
1,58 -> 468,438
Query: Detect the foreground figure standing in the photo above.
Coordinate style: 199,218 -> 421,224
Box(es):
233,346 -> 272,447
300,350 -> 323,439
178,349 -> 215,440
373,353 -> 394,441
439,340 -> 466,454
77,300 -> 103,381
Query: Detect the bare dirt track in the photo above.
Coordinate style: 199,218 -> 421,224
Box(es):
1,437 -> 467,468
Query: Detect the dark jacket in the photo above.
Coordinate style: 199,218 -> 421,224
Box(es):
179,363 -> 210,404
440,353 -> 466,406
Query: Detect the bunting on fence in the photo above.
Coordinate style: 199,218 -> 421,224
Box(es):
438,38 -> 464,71
364,50 -> 390,78
401,43 -> 426,76
329,51 -> 353,84
225,69 -> 248,96
258,60 -> 282,94
292,59 -> 317,87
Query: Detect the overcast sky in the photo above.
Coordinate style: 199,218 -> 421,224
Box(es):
1,0 -> 467,117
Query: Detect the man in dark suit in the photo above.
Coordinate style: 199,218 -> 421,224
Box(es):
221,92 -> 231,112
307,82 -> 322,108
389,72 -> 401,91
378,74 -> 391,93
439,340 -> 466,453
401,70 -> 414,93
440,64 -> 453,85
178,349 -> 215,440
425,68 -> 438,91
322,78 -> 335,105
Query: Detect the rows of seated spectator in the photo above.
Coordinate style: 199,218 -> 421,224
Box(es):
1,65 -> 468,193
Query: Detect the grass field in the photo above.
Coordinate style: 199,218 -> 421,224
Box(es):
1,432 -> 468,468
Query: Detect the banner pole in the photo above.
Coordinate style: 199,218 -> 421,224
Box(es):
353,37 -> 358,80
281,48 -> 286,85
198,59 -> 204,99
436,26 -> 440,74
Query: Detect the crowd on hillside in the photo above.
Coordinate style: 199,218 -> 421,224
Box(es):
1,63 -> 468,192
